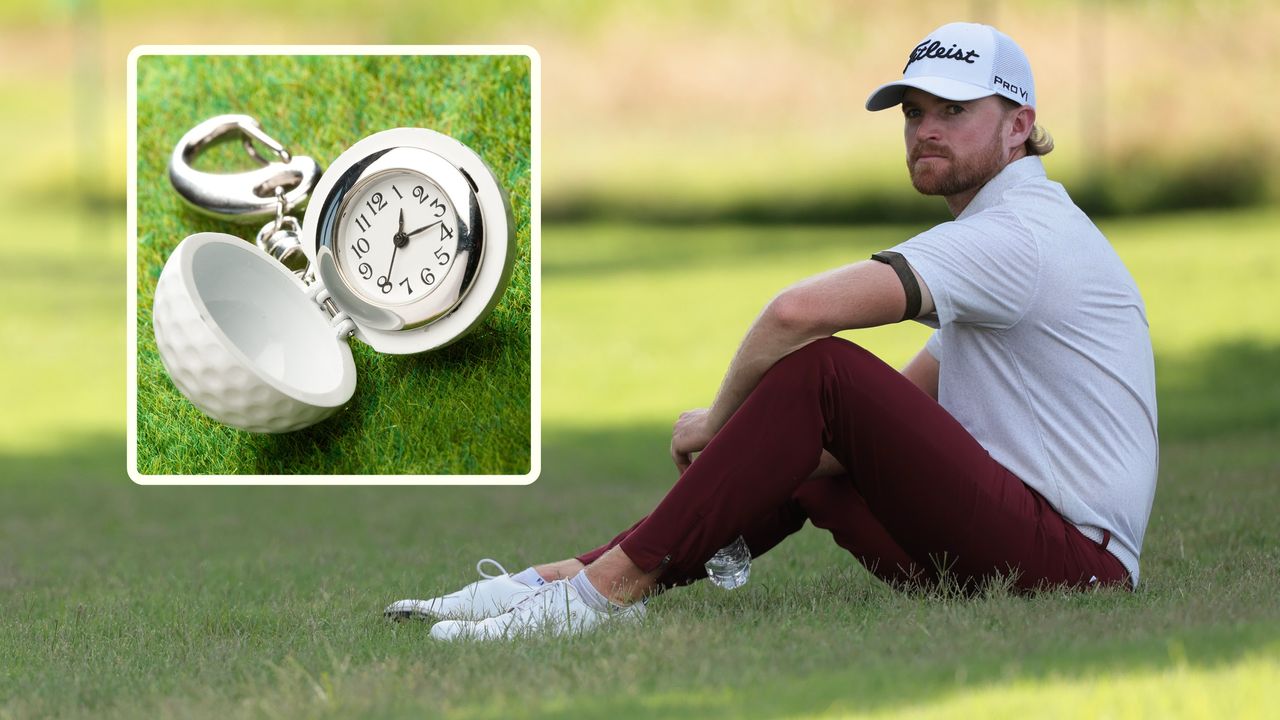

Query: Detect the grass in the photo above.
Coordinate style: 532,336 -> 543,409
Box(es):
3,431 -> 1277,719
130,54 -> 533,476
3,207 -> 1280,717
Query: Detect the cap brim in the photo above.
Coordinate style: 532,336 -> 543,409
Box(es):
864,76 -> 996,111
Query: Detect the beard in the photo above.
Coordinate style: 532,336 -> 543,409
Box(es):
907,128 -> 1005,197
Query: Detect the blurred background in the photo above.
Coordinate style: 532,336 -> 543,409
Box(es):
2,1 -> 1278,717
3,0 -> 1276,455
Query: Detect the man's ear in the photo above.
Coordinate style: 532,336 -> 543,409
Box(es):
1008,105 -> 1036,150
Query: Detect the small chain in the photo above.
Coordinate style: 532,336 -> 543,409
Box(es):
271,185 -> 287,238
255,187 -> 310,277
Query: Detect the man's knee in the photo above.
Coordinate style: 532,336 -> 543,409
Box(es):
747,337 -> 901,430
767,337 -> 880,379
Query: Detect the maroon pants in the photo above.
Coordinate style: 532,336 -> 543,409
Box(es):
576,338 -> 1128,593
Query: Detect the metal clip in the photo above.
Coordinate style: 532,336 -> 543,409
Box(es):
168,114 -> 321,224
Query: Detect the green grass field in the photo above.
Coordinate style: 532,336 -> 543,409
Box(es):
132,53 -> 533,476
3,208 -> 1279,718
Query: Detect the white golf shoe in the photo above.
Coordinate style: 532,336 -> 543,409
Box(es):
429,578 -> 645,641
384,558 -> 541,622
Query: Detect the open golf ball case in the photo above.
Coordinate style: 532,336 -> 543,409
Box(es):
152,128 -> 516,433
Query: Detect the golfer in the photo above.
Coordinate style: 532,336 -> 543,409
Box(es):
388,22 -> 1159,640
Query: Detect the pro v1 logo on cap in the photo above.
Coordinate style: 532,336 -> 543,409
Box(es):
867,22 -> 1036,111
994,75 -> 1030,103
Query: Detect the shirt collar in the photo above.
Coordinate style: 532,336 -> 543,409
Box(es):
956,155 -> 1046,220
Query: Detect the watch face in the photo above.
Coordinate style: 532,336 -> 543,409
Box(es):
303,129 -> 515,354
336,170 -> 460,305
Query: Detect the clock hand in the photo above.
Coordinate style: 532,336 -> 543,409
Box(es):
392,208 -> 410,249
405,219 -> 443,238
384,243 -> 398,281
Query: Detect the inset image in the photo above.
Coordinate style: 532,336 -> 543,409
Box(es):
129,48 -> 536,481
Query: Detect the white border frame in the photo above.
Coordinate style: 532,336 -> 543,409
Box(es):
127,44 -> 541,486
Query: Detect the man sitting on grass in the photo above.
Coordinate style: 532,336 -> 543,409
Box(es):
387,22 -> 1159,640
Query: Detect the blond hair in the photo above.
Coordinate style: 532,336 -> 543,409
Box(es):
1000,97 -> 1054,156
1025,124 -> 1055,156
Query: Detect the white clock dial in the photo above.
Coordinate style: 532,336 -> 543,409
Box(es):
302,129 -> 514,355
336,171 -> 460,305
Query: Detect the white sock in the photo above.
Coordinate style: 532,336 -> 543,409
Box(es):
569,569 -> 630,613
511,567 -> 546,588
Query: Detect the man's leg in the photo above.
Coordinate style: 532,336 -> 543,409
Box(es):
792,474 -> 937,588
579,337 -> 1126,603
570,474 -> 931,591
534,558 -> 585,581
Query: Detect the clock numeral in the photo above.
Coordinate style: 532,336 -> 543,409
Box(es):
399,277 -> 413,295
391,184 -> 403,200
414,186 -> 448,218
366,192 -> 387,215
434,247 -> 451,266
353,237 -> 370,259
377,275 -> 393,295
441,223 -> 454,241
420,268 -> 436,286
358,262 -> 372,279
355,214 -> 370,233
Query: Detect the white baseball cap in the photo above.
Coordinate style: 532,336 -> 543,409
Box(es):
865,22 -> 1035,111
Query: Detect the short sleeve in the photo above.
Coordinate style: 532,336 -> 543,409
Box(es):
925,331 -> 943,362
887,212 -> 1039,330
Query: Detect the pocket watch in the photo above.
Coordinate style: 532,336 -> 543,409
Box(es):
302,127 -> 513,355
154,115 -> 516,432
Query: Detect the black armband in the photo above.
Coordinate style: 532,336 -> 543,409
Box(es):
870,251 -> 921,322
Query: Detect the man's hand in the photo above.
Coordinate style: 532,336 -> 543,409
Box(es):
671,408 -> 715,473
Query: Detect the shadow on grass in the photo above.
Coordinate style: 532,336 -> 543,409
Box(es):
546,188 -> 951,227
1157,338 -> 1280,442
0,432 -> 126,485
543,221 -> 930,280
13,337 -> 1280,483
543,151 -> 1274,226
4,338 -> 1279,717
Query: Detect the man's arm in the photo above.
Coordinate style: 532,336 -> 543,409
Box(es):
671,259 -> 934,471
900,345 -> 940,401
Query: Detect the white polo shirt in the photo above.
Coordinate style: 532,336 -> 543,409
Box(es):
888,156 -> 1158,586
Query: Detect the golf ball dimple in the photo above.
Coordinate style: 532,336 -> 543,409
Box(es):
152,247 -> 341,434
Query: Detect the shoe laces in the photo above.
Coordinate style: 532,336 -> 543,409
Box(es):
475,558 -> 510,579
507,579 -> 568,615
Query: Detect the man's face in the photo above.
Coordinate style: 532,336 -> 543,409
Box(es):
901,89 -> 1013,198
